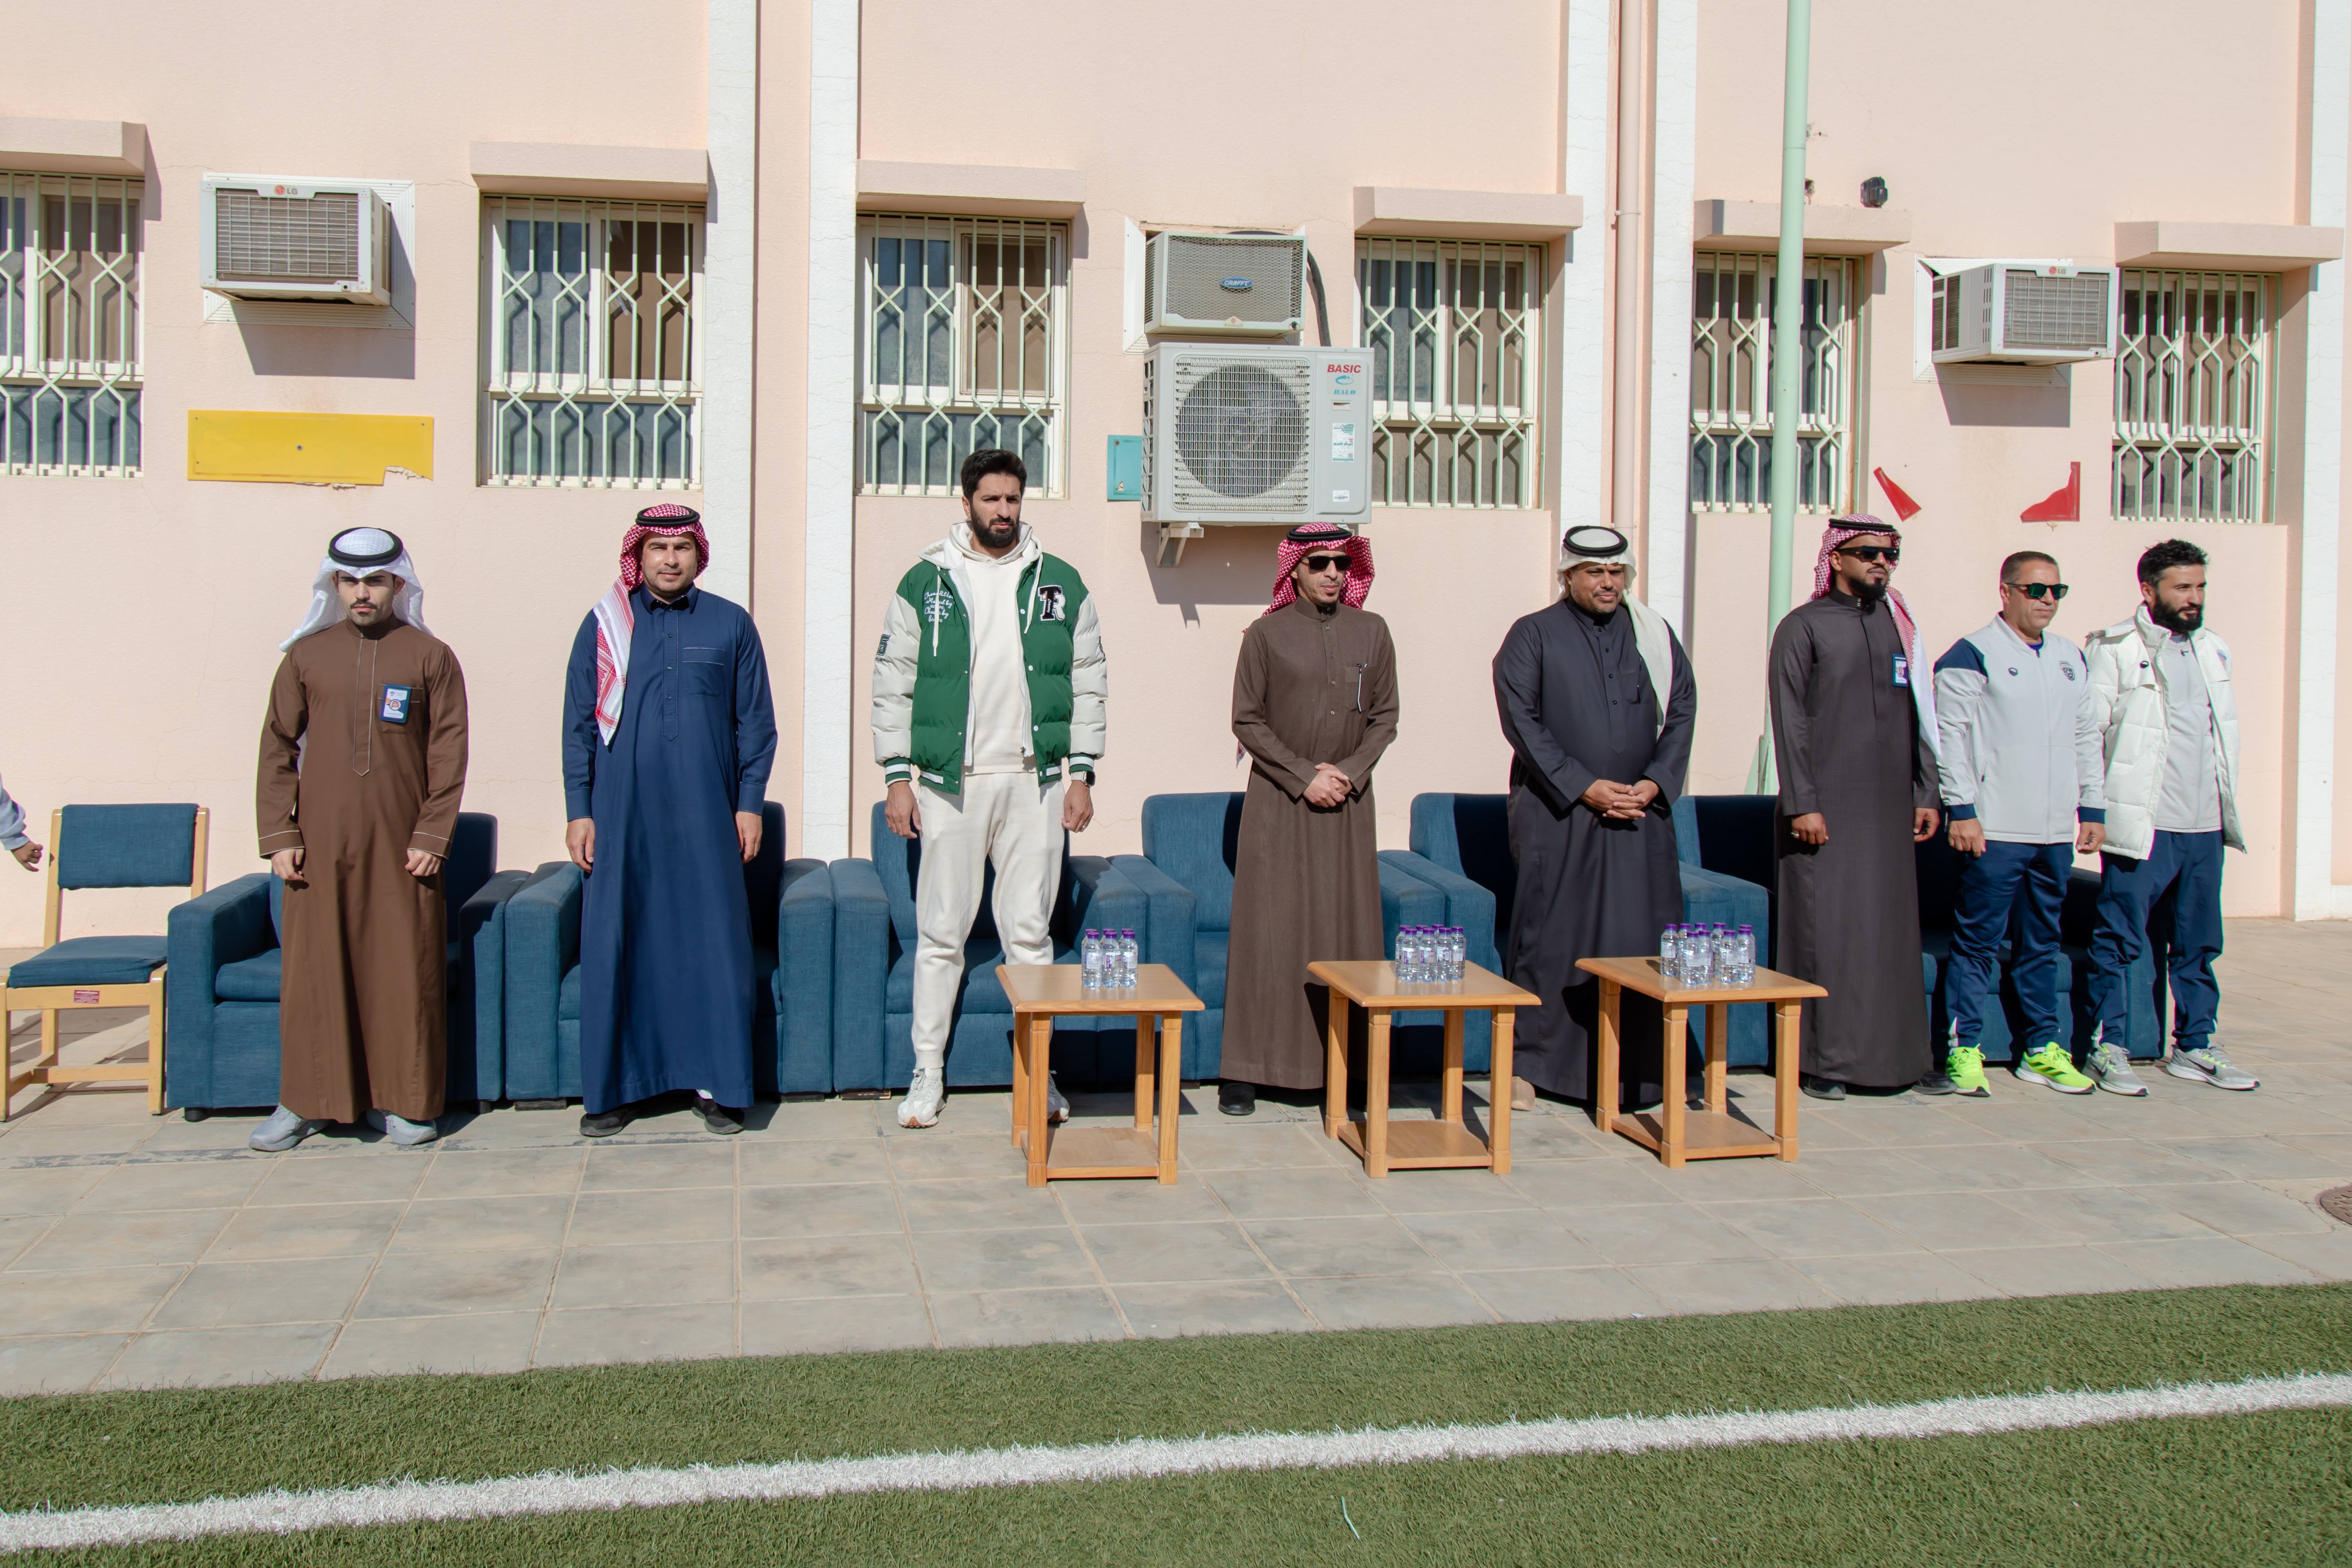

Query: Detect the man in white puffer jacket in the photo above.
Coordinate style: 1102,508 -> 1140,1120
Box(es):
2081,539 -> 2256,1091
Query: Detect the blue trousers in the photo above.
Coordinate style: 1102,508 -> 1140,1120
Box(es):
1943,840 -> 2071,1049
2090,829 -> 2224,1053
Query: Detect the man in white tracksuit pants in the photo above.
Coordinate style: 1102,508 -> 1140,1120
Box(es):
871,448 -> 1108,1129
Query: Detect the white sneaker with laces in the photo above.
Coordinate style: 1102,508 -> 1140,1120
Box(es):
2164,1045 -> 2260,1091
898,1065 -> 946,1128
2088,1041 -> 2148,1097
365,1109 -> 441,1146
248,1105 -> 327,1153
1046,1072 -> 1070,1125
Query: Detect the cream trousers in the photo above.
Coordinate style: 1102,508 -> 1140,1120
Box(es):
912,771 -> 1065,1067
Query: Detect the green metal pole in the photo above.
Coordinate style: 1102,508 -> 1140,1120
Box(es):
1751,0 -> 1811,793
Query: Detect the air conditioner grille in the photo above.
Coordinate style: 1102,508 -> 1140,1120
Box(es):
213,189 -> 361,283
2003,270 -> 2110,353
1163,235 -> 1303,325
1170,360 -> 1310,508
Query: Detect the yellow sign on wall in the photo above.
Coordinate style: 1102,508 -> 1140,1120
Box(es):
187,412 -> 433,485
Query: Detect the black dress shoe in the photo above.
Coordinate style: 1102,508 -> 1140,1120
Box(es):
1800,1075 -> 1845,1101
1912,1071 -> 1957,1096
695,1097 -> 744,1135
1218,1080 -> 1256,1116
579,1108 -> 633,1138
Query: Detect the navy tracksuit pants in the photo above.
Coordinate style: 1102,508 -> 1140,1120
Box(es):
2089,829 -> 2225,1054
1943,840 -> 2072,1050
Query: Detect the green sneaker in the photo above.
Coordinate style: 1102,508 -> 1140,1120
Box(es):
1946,1044 -> 1991,1098
2017,1043 -> 2094,1095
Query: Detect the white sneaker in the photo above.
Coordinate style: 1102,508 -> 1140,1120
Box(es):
365,1109 -> 440,1147
2088,1042 -> 2148,1097
1046,1072 -> 1070,1125
2164,1046 -> 2260,1092
897,1065 -> 946,1128
248,1106 -> 327,1152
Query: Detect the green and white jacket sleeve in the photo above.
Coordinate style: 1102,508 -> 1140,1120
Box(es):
871,591 -> 923,786
1066,592 -> 1107,781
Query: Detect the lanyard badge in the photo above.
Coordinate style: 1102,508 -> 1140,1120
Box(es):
1892,655 -> 1911,688
380,684 -> 414,724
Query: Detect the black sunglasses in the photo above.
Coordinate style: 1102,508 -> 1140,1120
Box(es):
2005,581 -> 2070,601
1835,545 -> 1900,563
1302,554 -> 1351,572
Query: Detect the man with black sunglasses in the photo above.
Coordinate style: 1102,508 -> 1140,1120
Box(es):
1930,551 -> 2110,1099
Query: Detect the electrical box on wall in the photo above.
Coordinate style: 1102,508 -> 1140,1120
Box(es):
1930,263 -> 2118,365
1143,343 -> 1372,563
200,177 -> 391,305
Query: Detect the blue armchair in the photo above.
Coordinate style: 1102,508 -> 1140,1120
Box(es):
501,802 -> 832,1102
162,812 -> 512,1117
829,801 -> 1145,1094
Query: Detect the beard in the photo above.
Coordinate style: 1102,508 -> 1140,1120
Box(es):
1851,577 -> 1889,604
2150,599 -> 2202,635
972,514 -> 1021,550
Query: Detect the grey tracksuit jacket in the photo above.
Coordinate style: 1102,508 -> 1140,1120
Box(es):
1932,616 -> 2106,845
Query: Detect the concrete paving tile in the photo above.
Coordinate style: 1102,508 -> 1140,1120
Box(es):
882,1132 -> 1029,1182
152,1256 -> 376,1329
928,1287 -> 1126,1348
580,1143 -> 737,1192
1701,1199 -> 1921,1260
1791,1252 -> 2005,1307
2182,1097 -> 2352,1138
2278,1133 -> 2352,1168
357,1248 -> 559,1319
1496,1116 -> 1626,1160
0,1264 -> 183,1333
249,1156 -> 426,1207
0,1165 -> 107,1216
1846,1192 -> 2073,1252
1561,1204 -> 1773,1266
1357,1168 -> 1534,1215
745,1097 -> 882,1141
0,1126 -> 151,1159
2035,1139 -> 2232,1186
565,1187 -> 733,1247
1203,1167 -> 1383,1221
413,1150 -> 584,1200
1623,1259 -> 1842,1314
1398,1210 -> 1606,1271
741,1233 -> 923,1299
4,1089 -> 154,1127
1459,1266 -> 1665,1323
321,1312 -> 543,1378
0,1333 -> 130,1396
1825,1104 -> 2003,1148
1287,1272 -> 1496,1331
910,1226 -> 1099,1292
1945,1244 -> 2159,1298
1077,1221 -> 1273,1286
1967,1100 -> 2132,1144
138,1116 -> 291,1156
8,1208 -> 231,1272
1639,1158 -> 1823,1203
74,1160 -> 268,1213
740,1182 -> 904,1239
2092,1238 -> 2320,1288
2246,1230 -> 2352,1282
2137,1181 -> 2334,1237
534,1303 -> 735,1368
1995,1186 -> 2219,1244
1502,1160 -> 1680,1210
895,1177 -> 1067,1233
737,1140 -> 890,1186
389,1195 -> 574,1254
205,1203 -> 403,1264
101,1322 -> 338,1390
551,1242 -> 734,1310
433,1109 -> 588,1151
1243,1215 -> 1443,1278
1177,1123 -> 1349,1171
0,1215 -> 55,1268
741,1293 -> 936,1355
1049,1175 -> 1232,1226
2165,1138 -> 2347,1181
1900,1141 -> 2091,1194
1115,1280 -> 1314,1338
1787,1149 -> 1955,1198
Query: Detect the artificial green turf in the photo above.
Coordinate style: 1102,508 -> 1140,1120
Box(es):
3,1283 -> 2346,1519
30,1410 -> 2352,1566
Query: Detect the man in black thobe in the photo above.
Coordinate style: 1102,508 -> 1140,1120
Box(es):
1493,525 -> 1696,1110
1769,517 -> 1944,1100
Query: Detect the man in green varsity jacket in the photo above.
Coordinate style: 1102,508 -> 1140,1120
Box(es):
871,448 -> 1109,1129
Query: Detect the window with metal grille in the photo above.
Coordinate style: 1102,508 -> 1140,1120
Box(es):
1688,254 -> 1853,513
1354,238 -> 1542,508
2113,270 -> 2270,523
0,172 -> 140,478
859,214 -> 1066,495
483,196 -> 700,489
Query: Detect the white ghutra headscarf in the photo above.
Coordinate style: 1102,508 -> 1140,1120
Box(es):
1559,526 -> 1675,737
280,528 -> 430,650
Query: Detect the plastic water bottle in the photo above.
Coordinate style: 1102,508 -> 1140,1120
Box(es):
1734,925 -> 1755,986
1709,925 -> 1731,986
1684,925 -> 1712,987
1660,924 -> 1680,984
1119,929 -> 1138,987
1397,928 -> 1418,984
1081,929 -> 1101,989
1446,926 -> 1465,983
1407,927 -> 1429,984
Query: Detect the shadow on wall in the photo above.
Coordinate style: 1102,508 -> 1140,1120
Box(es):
1142,521 -> 1285,617
1937,378 -> 2072,429
240,325 -> 417,380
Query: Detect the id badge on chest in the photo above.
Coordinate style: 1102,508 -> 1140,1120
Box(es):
1892,655 -> 1910,688
380,684 -> 414,724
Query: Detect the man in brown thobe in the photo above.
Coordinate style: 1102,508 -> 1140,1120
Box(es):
252,528 -> 469,1151
1220,526 -> 1398,1115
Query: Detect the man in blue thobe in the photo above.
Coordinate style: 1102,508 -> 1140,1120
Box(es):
562,504 -> 778,1135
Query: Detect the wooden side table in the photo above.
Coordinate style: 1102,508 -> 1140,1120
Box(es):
1309,960 -> 1538,1178
1000,963 -> 1204,1188
1573,956 -> 1827,1168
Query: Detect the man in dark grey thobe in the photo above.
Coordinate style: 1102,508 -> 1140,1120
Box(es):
1769,517 -> 1944,1100
1493,526 -> 1695,1111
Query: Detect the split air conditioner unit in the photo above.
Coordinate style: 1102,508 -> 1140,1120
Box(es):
1144,230 -> 1308,336
200,176 -> 391,305
1143,342 -> 1372,562
1931,263 -> 2118,365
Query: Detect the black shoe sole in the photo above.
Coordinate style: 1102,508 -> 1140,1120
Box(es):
699,1115 -> 744,1135
579,1118 -> 632,1138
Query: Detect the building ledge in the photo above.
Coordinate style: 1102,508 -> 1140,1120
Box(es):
1352,187 -> 1583,241
1694,199 -> 1911,255
2113,220 -> 2343,272
857,161 -> 1085,219
469,142 -> 708,203
0,117 -> 144,178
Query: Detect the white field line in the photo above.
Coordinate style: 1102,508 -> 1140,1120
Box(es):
5,1372 -> 2348,1553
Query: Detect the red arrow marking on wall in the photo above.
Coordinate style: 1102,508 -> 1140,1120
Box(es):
2020,462 -> 2081,523
1872,468 -> 1922,521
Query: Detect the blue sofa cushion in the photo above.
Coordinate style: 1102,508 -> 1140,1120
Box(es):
55,804 -> 199,890
1138,794 -> 1240,934
8,935 -> 170,987
558,963 -> 581,1024
1192,930 -> 1228,1009
215,949 -> 284,1002
885,937 -> 1078,1015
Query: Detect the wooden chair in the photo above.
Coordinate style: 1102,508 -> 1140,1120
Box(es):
2,805 -> 207,1119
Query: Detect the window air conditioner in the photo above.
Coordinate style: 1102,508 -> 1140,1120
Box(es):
1143,343 -> 1372,562
1144,230 -> 1307,336
1930,263 -> 2117,365
201,177 -> 391,305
